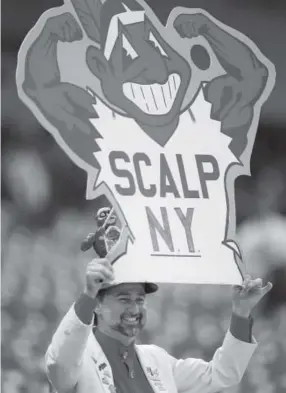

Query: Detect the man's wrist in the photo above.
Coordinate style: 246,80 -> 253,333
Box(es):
84,288 -> 98,300
232,307 -> 251,319
230,312 -> 253,343
74,292 -> 98,325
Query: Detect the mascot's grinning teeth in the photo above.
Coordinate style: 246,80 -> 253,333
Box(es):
122,73 -> 181,115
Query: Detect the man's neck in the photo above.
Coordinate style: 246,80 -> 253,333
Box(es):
97,325 -> 136,347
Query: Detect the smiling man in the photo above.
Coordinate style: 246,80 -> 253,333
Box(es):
94,282 -> 150,342
46,257 -> 272,393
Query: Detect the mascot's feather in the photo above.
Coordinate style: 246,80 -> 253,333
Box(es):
70,0 -> 103,43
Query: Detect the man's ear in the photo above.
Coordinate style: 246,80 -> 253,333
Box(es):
86,45 -> 110,79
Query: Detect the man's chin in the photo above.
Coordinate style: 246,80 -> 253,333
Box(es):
123,329 -> 138,338
117,323 -> 144,337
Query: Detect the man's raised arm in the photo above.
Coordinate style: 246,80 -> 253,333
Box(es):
160,276 -> 272,393
46,258 -> 114,392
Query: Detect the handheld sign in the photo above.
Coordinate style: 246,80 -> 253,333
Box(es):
16,0 -> 275,285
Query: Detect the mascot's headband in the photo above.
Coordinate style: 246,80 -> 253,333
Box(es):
104,7 -> 145,60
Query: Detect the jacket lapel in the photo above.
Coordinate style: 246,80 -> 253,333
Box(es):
87,333 -> 117,393
136,346 -> 168,393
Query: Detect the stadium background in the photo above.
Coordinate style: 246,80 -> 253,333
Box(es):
2,0 -> 286,392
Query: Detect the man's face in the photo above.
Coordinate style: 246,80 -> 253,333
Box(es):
87,15 -> 191,127
96,283 -> 147,339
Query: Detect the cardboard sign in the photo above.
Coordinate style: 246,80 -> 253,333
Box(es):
16,0 -> 275,285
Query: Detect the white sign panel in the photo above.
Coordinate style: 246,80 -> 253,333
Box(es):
16,0 -> 275,285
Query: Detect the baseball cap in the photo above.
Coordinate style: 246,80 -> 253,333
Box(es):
98,281 -> 158,294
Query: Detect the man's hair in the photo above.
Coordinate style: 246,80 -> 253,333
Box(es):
93,312 -> 98,326
97,287 -> 110,299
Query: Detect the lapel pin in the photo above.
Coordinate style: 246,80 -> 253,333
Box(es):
102,377 -> 109,385
99,362 -> 107,371
103,369 -> 112,378
109,385 -> 117,393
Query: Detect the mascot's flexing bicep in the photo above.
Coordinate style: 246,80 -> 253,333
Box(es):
17,0 -> 275,285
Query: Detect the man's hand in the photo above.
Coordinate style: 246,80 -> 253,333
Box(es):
44,13 -> 83,42
232,275 -> 273,318
84,258 -> 115,299
173,13 -> 209,39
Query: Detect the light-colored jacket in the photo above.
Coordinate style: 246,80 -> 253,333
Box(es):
46,305 -> 257,393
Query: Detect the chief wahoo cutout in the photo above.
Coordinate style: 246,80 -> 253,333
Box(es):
17,0 -> 275,285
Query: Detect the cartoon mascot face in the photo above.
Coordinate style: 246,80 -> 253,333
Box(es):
86,0 -> 191,128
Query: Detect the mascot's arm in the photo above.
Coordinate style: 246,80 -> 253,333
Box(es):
174,13 -> 269,158
21,13 -> 101,168
202,17 -> 268,158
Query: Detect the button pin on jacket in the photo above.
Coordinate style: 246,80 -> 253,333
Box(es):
103,369 -> 112,378
99,362 -> 107,371
109,385 -> 116,393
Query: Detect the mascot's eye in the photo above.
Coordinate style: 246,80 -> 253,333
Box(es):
122,34 -> 139,60
148,31 -> 168,57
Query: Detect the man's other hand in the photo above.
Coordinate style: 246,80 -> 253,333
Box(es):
232,275 -> 273,317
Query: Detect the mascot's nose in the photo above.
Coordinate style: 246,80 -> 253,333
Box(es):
141,50 -> 169,84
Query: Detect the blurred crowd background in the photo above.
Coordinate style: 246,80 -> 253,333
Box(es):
2,0 -> 286,392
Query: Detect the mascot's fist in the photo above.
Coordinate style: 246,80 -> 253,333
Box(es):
44,13 -> 83,42
174,13 -> 209,38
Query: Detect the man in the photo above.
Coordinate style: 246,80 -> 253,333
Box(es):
46,257 -> 272,393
